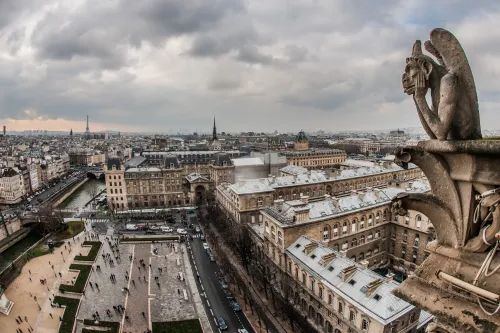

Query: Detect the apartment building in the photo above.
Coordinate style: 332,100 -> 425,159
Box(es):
217,160 -> 423,224
278,236 -> 432,333
281,149 -> 347,169
0,167 -> 25,205
254,180 -> 432,273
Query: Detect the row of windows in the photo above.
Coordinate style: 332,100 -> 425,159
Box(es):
322,212 -> 387,240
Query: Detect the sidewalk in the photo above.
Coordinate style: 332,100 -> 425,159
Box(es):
0,231 -> 88,333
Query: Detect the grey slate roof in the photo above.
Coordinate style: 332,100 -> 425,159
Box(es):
107,158 -> 122,170
212,153 -> 232,166
287,236 -> 414,325
164,155 -> 181,169
124,156 -> 147,168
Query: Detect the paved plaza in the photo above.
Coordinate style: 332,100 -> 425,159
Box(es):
75,239 -> 199,333
0,219 -> 206,333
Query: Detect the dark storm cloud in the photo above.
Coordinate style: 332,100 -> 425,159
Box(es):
1,0 -> 500,132
31,0 -> 246,67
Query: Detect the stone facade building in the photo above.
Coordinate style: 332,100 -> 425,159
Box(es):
217,160 -> 423,224
0,167 -> 24,205
275,236 -> 432,333
281,149 -> 347,169
104,152 -> 235,211
252,180 -> 432,275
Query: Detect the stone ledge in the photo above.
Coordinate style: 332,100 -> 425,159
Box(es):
417,140 -> 500,155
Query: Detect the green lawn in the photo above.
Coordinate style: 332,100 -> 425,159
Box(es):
74,241 -> 102,262
31,243 -> 51,258
152,319 -> 203,333
53,296 -> 80,333
54,221 -> 85,241
59,264 -> 92,293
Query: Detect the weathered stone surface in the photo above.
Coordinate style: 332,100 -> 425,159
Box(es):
394,28 -> 500,333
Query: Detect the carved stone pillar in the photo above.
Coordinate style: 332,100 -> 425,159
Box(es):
392,140 -> 500,333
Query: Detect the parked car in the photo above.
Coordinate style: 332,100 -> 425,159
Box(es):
238,329 -> 249,333
195,226 -> 201,233
209,255 -> 216,262
216,317 -> 227,330
202,242 -> 210,251
200,234 -> 205,241
150,226 -> 160,230
230,300 -> 241,312
161,226 -> 173,233
177,228 -> 187,235
145,230 -> 156,235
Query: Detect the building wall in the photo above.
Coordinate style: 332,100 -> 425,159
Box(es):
284,150 -> 347,169
258,241 -> 422,333
124,169 -> 191,209
105,166 -> 128,211
209,165 -> 234,186
0,170 -> 25,205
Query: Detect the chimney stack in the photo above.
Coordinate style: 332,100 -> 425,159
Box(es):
341,265 -> 357,281
385,273 -> 395,283
300,195 -> 309,204
359,260 -> 369,270
274,199 -> 284,211
364,278 -> 383,297
304,242 -> 318,256
321,253 -> 336,267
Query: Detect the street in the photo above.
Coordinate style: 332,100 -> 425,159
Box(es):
187,215 -> 255,333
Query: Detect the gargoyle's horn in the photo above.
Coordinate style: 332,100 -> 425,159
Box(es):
412,40 -> 422,57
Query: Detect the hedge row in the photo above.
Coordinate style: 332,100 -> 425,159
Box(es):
59,264 -> 92,293
82,319 -> 120,333
74,241 -> 102,262
152,319 -> 202,333
53,296 -> 80,333
121,236 -> 179,242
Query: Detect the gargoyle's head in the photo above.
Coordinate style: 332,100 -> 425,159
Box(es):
402,40 -> 433,95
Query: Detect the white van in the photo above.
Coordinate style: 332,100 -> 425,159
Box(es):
126,224 -> 138,231
177,228 -> 187,235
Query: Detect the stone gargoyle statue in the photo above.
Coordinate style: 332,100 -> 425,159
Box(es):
402,28 -> 482,140
394,29 -> 499,253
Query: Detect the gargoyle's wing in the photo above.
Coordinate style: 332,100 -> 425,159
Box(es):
429,28 -> 479,120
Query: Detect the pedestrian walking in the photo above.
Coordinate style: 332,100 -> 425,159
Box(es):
49,313 -> 53,319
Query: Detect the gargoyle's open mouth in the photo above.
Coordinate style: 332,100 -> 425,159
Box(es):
403,84 -> 415,95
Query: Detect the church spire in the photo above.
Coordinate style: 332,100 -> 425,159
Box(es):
70,128 -> 73,136
212,117 -> 217,140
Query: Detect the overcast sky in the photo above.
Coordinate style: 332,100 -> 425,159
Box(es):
1,0 -> 499,133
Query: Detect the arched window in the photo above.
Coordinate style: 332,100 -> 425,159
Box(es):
375,230 -> 380,239
376,211 -> 381,224
414,234 -> 420,247
271,226 -> 276,240
359,252 -> 364,260
265,221 -> 269,233
333,224 -> 339,237
373,248 -> 379,254
367,232 -> 373,241
368,214 -> 373,226
342,240 -> 348,250
351,219 -> 357,232
383,209 -> 388,222
351,238 -> 357,247
323,226 -> 330,241
360,216 -> 365,229
360,235 -> 365,244
342,221 -> 348,234
362,319 -> 369,331
416,215 -> 422,228
349,310 -> 356,322
366,250 -> 372,257
278,231 -> 283,245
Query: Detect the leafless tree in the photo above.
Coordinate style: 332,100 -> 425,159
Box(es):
35,205 -> 65,236
84,181 -> 100,205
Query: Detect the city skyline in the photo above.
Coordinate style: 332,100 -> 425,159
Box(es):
1,1 -> 500,133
